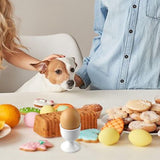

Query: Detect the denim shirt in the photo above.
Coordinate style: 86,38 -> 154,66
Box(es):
76,0 -> 160,89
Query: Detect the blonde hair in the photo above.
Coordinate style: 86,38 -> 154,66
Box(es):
0,0 -> 23,69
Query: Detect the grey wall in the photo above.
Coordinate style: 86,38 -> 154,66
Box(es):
12,0 -> 95,57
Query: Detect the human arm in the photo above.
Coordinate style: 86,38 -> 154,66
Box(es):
3,49 -> 40,71
3,49 -> 65,71
75,0 -> 108,88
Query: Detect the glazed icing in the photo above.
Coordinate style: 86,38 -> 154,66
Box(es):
77,129 -> 100,141
20,140 -> 53,151
56,105 -> 68,111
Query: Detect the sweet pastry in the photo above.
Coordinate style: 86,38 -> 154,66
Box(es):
77,129 -> 100,143
140,111 -> 160,123
81,104 -> 103,118
150,103 -> 160,114
34,98 -> 54,108
122,106 -> 134,114
106,107 -> 128,119
154,95 -> 160,104
130,112 -> 142,121
24,112 -> 39,128
128,121 -> 157,132
19,107 -> 40,115
34,108 -> 98,137
19,140 -> 53,151
101,118 -> 124,134
53,103 -> 74,112
126,100 -> 152,112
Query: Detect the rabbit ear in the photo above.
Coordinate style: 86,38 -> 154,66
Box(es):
30,60 -> 49,74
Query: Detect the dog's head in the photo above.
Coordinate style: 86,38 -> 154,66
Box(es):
31,57 -> 77,91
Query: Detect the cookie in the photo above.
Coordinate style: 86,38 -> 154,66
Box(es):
154,95 -> 160,104
150,103 -> 160,114
106,107 -> 128,119
130,112 -> 142,121
122,106 -> 134,114
126,100 -> 151,112
81,104 -> 103,118
34,98 -> 54,108
77,129 -> 100,143
101,118 -> 124,134
19,107 -> 40,115
128,121 -> 157,132
140,111 -> 160,123
19,140 -> 53,152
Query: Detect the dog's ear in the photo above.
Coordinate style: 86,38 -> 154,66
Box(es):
30,60 -> 49,74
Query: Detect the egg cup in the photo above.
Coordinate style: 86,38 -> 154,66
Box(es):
60,124 -> 81,153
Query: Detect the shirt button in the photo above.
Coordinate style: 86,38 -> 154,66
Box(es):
124,55 -> 129,59
120,79 -> 124,83
129,29 -> 133,33
133,5 -> 137,8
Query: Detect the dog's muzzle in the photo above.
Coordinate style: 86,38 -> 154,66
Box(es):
67,80 -> 75,89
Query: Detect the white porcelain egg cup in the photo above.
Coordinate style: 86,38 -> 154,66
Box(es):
60,124 -> 80,153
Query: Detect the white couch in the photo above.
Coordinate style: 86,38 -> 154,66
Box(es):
0,33 -> 83,92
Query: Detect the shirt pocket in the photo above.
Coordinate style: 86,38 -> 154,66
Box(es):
146,0 -> 160,20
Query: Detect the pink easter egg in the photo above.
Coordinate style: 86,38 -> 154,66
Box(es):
24,112 -> 39,128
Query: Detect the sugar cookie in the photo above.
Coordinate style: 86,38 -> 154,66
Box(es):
77,129 -> 100,143
106,107 -> 128,119
130,112 -> 142,121
126,100 -> 151,112
150,103 -> 160,114
19,140 -> 53,152
128,121 -> 157,132
34,98 -> 54,108
101,118 -> 124,134
140,111 -> 160,123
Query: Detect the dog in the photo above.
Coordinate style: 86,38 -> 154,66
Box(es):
16,57 -> 77,92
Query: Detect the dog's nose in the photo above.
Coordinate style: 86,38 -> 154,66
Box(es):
67,80 -> 74,87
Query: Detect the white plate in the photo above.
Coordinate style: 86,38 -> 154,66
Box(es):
101,114 -> 158,136
0,124 -> 11,138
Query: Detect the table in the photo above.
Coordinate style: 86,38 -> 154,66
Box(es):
0,90 -> 160,160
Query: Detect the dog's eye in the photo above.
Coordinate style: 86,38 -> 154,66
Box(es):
55,69 -> 62,74
70,68 -> 75,72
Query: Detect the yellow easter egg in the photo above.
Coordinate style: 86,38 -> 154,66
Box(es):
40,105 -> 55,114
98,128 -> 120,145
128,129 -> 152,147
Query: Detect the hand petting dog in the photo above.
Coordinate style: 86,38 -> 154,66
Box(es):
16,57 -> 77,92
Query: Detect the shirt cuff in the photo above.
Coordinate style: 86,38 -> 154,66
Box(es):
76,65 -> 91,89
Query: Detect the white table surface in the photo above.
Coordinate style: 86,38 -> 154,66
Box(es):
0,90 -> 160,160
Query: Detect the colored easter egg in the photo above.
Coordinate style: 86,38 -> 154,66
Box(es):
128,129 -> 152,147
40,105 -> 55,114
24,112 -> 39,128
98,128 -> 120,145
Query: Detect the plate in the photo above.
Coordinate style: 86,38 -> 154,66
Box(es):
101,114 -> 158,136
0,124 -> 11,138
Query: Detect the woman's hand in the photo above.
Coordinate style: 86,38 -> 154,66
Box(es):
74,74 -> 84,87
43,54 -> 65,61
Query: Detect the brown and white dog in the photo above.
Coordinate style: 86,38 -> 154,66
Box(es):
16,57 -> 77,92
